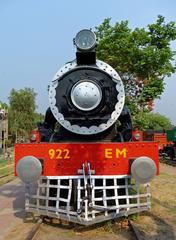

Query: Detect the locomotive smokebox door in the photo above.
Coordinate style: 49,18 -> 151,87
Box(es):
48,30 -> 125,136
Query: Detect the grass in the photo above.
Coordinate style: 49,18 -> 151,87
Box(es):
0,158 -> 12,168
0,164 -> 14,177
100,163 -> 176,236
0,151 -> 14,181
134,163 -> 176,232
102,220 -> 114,233
0,157 -> 14,186
0,174 -> 15,186
129,213 -> 139,221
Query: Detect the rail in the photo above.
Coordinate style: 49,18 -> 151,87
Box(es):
160,157 -> 176,167
128,220 -> 142,240
25,218 -> 42,240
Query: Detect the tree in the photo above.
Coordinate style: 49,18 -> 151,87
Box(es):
34,112 -> 44,125
95,16 -> 176,116
133,112 -> 172,130
0,101 -> 9,109
8,88 -> 37,142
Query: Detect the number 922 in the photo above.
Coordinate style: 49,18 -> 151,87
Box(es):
48,149 -> 70,159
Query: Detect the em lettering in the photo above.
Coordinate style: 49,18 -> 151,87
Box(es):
105,148 -> 127,158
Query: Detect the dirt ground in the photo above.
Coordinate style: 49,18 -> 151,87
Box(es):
132,163 -> 176,240
34,220 -> 136,240
1,163 -> 176,240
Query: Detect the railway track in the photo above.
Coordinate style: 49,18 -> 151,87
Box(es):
129,220 -> 143,240
0,163 -> 14,182
25,218 -> 43,240
160,157 -> 176,167
0,172 -> 15,186
0,172 -> 14,179
0,163 -> 14,170
24,217 -> 143,240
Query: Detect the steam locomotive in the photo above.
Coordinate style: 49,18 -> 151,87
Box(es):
132,127 -> 176,160
15,29 -> 159,225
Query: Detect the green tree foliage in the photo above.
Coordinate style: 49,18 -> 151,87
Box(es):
8,88 -> 37,141
133,112 -> 172,130
34,112 -> 44,124
0,101 -> 8,109
95,16 -> 176,115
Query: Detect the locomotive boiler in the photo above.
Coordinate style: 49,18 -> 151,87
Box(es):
15,29 -> 159,225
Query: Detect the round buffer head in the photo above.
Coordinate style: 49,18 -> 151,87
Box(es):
16,156 -> 42,184
131,156 -> 157,184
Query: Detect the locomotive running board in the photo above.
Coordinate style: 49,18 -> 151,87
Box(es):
24,175 -> 151,225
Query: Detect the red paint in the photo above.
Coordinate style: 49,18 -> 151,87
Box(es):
29,130 -> 41,143
15,142 -> 159,176
154,133 -> 171,150
132,129 -> 143,141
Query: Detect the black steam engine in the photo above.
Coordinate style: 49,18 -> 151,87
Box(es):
39,29 -> 132,143
15,29 -> 158,225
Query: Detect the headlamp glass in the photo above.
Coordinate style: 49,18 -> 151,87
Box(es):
75,29 -> 96,51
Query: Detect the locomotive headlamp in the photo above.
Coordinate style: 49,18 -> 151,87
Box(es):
74,29 -> 96,51
131,156 -> 157,184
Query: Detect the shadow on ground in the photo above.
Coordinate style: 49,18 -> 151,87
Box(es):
0,179 -> 25,219
133,212 -> 176,240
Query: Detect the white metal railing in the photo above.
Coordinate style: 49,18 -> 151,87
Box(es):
25,173 -> 151,225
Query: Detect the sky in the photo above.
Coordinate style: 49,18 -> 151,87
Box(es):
0,0 -> 176,124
